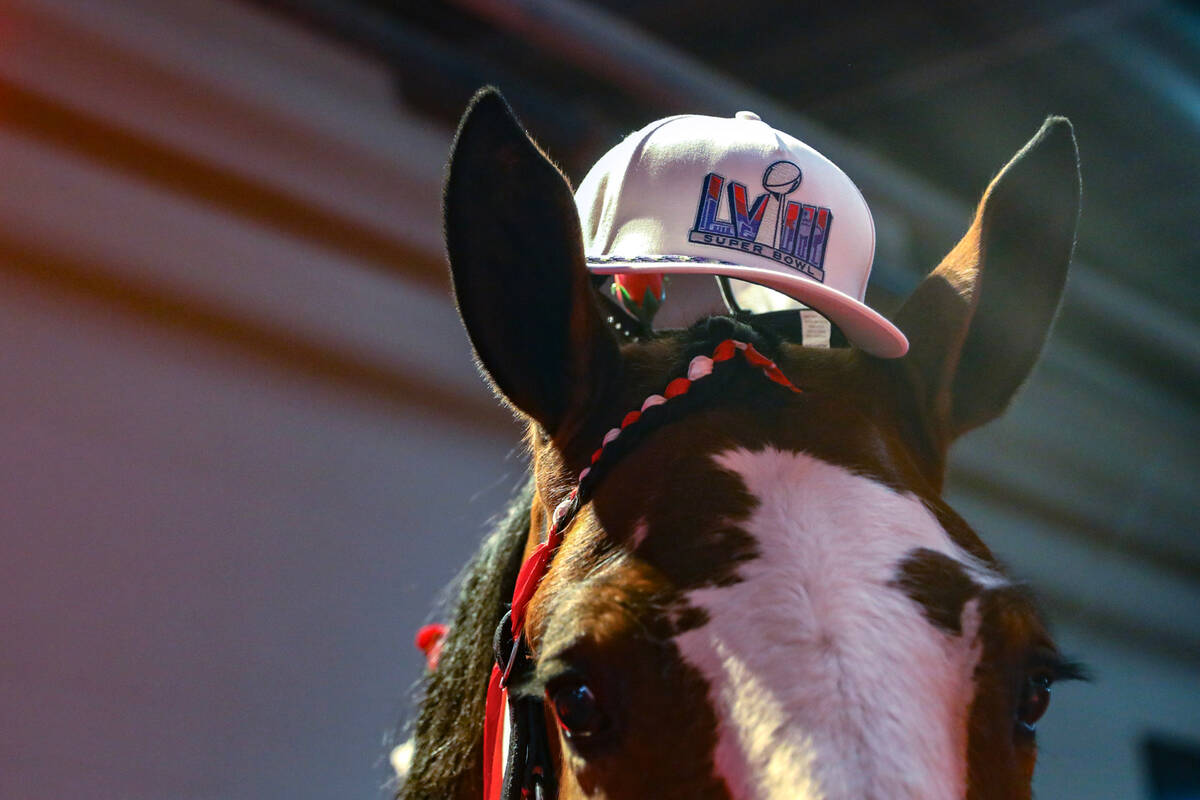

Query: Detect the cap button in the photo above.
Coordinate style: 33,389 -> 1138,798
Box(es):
735,110 -> 762,122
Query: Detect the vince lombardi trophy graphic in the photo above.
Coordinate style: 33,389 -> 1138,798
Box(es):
762,160 -> 802,249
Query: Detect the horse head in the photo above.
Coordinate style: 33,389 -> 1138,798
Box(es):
406,87 -> 1083,800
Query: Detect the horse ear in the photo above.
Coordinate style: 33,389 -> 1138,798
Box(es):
444,88 -> 620,437
894,117 -> 1081,446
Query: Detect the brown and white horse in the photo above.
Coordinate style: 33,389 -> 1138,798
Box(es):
401,89 -> 1085,800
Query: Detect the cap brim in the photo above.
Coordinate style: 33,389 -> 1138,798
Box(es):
588,258 -> 909,358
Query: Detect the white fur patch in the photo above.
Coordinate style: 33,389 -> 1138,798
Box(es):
674,448 -> 993,800
390,738 -> 413,781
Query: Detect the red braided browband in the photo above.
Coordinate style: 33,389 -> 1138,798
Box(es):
482,338 -> 800,800
510,338 -> 798,634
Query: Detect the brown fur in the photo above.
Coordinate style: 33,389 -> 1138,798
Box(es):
521,336 -> 1048,798
404,88 -> 1082,799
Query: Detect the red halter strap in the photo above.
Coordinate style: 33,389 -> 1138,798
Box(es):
483,338 -> 801,800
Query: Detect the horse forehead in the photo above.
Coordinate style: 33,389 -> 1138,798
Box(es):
668,446 -> 1000,799
697,445 -> 999,619
716,445 -> 949,551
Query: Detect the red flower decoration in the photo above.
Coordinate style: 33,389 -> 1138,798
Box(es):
612,273 -> 665,328
415,623 -> 448,671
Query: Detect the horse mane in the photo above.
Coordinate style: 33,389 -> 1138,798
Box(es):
398,477 -> 534,799
396,316 -> 785,798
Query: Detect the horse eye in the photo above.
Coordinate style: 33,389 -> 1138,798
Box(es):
1016,672 -> 1053,733
549,680 -> 609,739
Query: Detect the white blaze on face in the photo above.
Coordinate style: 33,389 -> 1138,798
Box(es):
674,448 -> 991,800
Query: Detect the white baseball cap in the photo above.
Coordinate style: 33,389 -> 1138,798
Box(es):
575,111 -> 909,358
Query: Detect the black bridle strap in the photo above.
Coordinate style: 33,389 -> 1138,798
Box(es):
483,337 -> 803,800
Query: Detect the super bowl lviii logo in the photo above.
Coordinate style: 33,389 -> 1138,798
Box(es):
689,160 -> 832,282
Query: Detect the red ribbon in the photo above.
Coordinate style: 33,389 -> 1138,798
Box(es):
482,664 -> 505,800
510,542 -> 552,636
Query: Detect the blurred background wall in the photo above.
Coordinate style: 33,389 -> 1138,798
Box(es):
0,0 -> 1196,798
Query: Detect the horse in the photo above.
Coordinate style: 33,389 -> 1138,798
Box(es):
399,88 -> 1085,800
